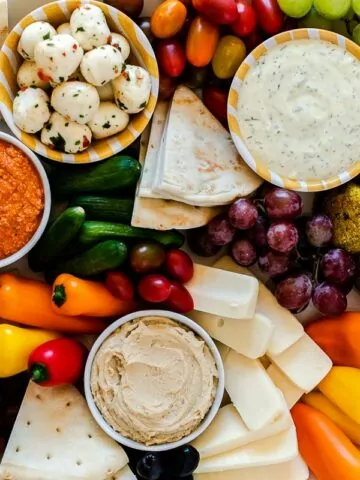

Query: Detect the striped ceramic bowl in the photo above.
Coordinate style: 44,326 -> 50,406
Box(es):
0,0 -> 159,163
228,28 -> 360,192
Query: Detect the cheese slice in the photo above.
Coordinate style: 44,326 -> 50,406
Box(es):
189,311 -> 273,359
222,348 -> 285,431
192,398 -> 292,459
186,264 -> 259,320
268,334 -> 332,393
267,364 -> 305,408
194,457 -> 309,480
195,426 -> 298,474
213,257 -> 304,355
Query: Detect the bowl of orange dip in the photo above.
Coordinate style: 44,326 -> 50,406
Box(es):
0,132 -> 50,267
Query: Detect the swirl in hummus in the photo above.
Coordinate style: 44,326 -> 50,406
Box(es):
90,316 -> 218,446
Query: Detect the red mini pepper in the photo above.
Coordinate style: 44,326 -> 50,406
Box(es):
28,338 -> 87,387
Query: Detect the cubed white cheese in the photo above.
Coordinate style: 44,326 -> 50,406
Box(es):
267,363 -> 305,408
195,426 -> 298,473
186,264 -> 259,320
189,311 -> 273,359
268,334 -> 332,393
213,257 -> 304,354
222,348 -> 285,431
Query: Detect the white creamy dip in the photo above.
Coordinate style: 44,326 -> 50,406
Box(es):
237,39 -> 360,180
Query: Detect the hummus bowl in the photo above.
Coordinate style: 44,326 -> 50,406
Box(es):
228,28 -> 360,192
84,310 -> 225,452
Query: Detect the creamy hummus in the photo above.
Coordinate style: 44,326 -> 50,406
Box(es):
237,39 -> 360,180
90,316 -> 218,445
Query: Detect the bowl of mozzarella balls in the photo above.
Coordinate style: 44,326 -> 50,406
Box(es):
0,0 -> 159,163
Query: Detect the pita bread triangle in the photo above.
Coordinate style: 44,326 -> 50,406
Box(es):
153,86 -> 262,207
0,381 -> 134,480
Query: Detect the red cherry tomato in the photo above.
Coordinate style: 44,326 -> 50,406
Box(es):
156,39 -> 186,77
166,282 -> 194,313
105,271 -> 134,302
159,74 -> 178,100
28,338 -> 86,387
252,0 -> 284,34
244,29 -> 265,52
231,0 -> 257,37
165,250 -> 194,284
138,274 -> 172,303
203,87 -> 228,124
192,0 -> 238,24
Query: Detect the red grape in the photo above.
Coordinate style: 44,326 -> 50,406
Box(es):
267,221 -> 299,253
228,198 -> 258,230
306,214 -> 333,248
165,250 -> 194,283
321,249 -> 356,286
207,215 -> 236,246
275,274 -> 313,311
312,282 -> 347,316
258,250 -> 290,277
247,215 -> 268,248
188,228 -> 221,257
264,188 -> 303,220
166,282 -> 194,313
231,239 -> 257,266
138,274 -> 171,303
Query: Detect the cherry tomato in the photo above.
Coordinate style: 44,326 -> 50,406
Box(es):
105,271 -> 134,302
137,17 -> 154,43
138,274 -> 172,303
130,243 -> 166,274
165,250 -> 194,284
184,65 -> 209,89
166,282 -> 194,313
203,87 -> 228,124
159,74 -> 178,100
212,35 -> 246,79
104,0 -> 144,18
192,0 -> 238,24
156,39 -> 187,77
244,29 -> 265,51
252,0 -> 284,35
186,16 -> 220,67
151,0 -> 187,39
231,0 -> 257,37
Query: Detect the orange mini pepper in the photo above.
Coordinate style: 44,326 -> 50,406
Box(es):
186,16 -> 220,67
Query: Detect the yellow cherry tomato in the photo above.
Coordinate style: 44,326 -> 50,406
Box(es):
151,0 -> 187,39
212,35 -> 247,79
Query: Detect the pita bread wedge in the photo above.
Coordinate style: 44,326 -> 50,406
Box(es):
154,86 -> 262,207
0,382 -> 132,480
131,107 -> 222,230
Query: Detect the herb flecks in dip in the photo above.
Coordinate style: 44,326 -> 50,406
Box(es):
237,39 -> 360,180
90,316 -> 218,446
0,140 -> 44,259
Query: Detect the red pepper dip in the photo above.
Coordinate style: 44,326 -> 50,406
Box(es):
0,140 -> 44,259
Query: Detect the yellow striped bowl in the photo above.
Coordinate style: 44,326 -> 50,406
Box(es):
228,28 -> 360,192
0,0 -> 159,163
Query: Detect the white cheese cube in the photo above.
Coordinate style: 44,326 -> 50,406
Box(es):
189,311 -> 273,359
268,334 -> 332,393
213,257 -> 304,355
222,348 -> 285,431
186,263 -> 259,320
267,363 -> 305,408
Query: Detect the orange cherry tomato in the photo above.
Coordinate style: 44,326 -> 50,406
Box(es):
151,0 -> 187,39
186,16 -> 220,67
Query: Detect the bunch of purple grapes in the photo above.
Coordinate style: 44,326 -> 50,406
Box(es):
189,187 -> 356,316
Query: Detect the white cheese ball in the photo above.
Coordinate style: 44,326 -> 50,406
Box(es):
13,87 -> 50,134
41,112 -> 92,153
17,61 -> 50,89
112,65 -> 151,114
109,33 -> 130,60
96,82 -> 114,101
70,4 -> 110,51
34,34 -> 84,84
17,21 -> 56,60
51,81 -> 100,124
57,22 -> 72,35
88,101 -> 129,139
80,45 -> 124,87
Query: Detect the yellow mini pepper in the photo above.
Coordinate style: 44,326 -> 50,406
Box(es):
0,324 -> 60,378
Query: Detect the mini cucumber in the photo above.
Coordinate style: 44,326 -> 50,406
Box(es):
70,196 -> 134,223
28,207 -> 86,272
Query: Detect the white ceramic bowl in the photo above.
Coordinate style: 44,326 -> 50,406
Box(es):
84,309 -> 225,452
0,132 -> 51,268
